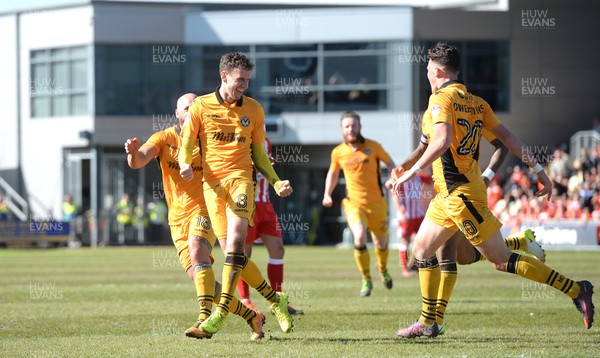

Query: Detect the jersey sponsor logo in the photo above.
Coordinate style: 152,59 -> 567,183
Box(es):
241,117 -> 250,127
212,132 -> 247,143
166,161 -> 201,171
344,157 -> 368,170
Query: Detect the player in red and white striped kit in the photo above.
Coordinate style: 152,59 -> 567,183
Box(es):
393,171 -> 433,277
237,138 -> 303,315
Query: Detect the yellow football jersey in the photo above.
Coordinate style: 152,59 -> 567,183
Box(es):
330,138 -> 392,206
421,81 -> 501,197
180,89 -> 265,185
145,125 -> 204,225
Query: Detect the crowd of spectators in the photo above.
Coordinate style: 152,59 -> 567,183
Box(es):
488,143 -> 600,227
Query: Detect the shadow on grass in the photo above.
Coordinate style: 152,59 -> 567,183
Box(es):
266,335 -> 447,345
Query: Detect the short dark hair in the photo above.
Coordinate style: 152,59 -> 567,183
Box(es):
340,111 -> 361,124
427,42 -> 461,73
219,52 -> 254,72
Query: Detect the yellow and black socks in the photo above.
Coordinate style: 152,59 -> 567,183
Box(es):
506,253 -> 580,299
216,252 -> 247,314
436,260 -> 457,326
417,256 -> 440,326
354,245 -> 371,281
242,257 -> 278,304
504,234 -> 528,252
214,281 -> 257,323
193,263 -> 215,321
374,246 -> 389,275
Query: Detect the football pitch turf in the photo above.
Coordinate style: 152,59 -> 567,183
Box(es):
0,246 -> 598,357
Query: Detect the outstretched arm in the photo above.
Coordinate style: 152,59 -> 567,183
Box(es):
481,138 -> 509,186
391,142 -> 427,181
125,138 -> 158,169
392,122 -> 451,193
490,123 -> 552,200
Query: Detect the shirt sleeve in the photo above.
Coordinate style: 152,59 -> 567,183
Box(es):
482,128 -> 497,143
179,100 -> 202,165
428,92 -> 453,125
144,130 -> 166,156
329,147 -> 341,172
481,100 -> 501,131
420,109 -> 431,145
252,102 -> 266,145
375,141 -> 392,164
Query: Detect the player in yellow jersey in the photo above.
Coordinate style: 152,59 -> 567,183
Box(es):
400,120 -> 547,334
178,52 -> 294,337
393,42 -> 593,338
124,93 -> 264,340
323,111 -> 396,297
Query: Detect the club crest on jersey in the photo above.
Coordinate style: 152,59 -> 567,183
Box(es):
363,149 -> 371,155
430,104 -> 441,119
241,117 -> 250,127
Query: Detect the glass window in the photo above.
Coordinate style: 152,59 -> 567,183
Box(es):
418,41 -> 509,112
71,60 -> 87,89
53,95 -> 69,116
52,61 -> 69,89
324,42 -> 386,51
96,45 -> 252,115
71,94 -> 87,116
324,55 -> 384,86
30,46 -> 89,118
32,97 -> 51,117
324,90 -> 386,111
95,42 -> 393,115
256,44 -> 317,53
255,57 -> 318,88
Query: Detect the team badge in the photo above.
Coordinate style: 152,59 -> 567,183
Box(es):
430,105 -> 441,119
241,117 -> 250,127
363,149 -> 371,155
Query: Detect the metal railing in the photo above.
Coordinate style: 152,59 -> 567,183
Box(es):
0,176 -> 28,221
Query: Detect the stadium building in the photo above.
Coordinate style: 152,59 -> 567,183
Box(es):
0,0 -> 599,246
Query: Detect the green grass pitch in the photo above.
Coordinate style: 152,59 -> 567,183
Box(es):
1,246 -> 598,357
